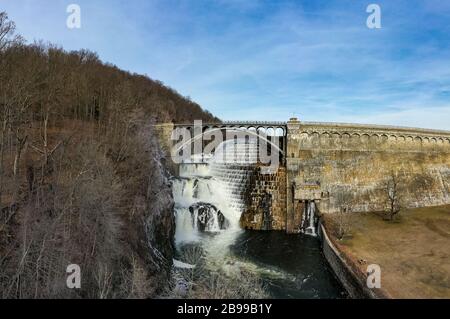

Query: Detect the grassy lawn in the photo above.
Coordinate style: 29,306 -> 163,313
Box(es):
326,205 -> 450,299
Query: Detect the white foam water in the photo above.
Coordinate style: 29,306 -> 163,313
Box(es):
172,138 -> 258,252
301,201 -> 318,236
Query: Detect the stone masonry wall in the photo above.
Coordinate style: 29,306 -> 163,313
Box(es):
286,120 -> 450,217
240,166 -> 287,231
162,120 -> 450,233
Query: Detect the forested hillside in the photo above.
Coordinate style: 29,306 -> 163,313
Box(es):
0,12 -> 218,298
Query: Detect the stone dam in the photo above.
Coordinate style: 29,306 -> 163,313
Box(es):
155,118 -> 450,233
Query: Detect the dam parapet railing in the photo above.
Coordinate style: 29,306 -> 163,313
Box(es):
298,121 -> 450,139
155,120 -> 450,139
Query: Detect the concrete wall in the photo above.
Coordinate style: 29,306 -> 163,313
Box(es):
318,222 -> 386,299
286,119 -> 450,221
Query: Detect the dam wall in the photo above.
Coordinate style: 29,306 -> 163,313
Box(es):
286,119 -> 450,220
155,119 -> 450,233
240,166 -> 288,231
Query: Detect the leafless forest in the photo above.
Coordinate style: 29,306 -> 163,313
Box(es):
0,12 -> 218,298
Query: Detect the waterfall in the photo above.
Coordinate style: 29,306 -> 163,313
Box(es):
173,138 -> 257,245
189,202 -> 229,232
210,138 -> 259,212
173,174 -> 235,243
301,201 -> 318,236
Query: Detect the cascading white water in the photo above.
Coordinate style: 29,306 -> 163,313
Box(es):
178,162 -> 210,178
173,138 -> 258,246
173,172 -> 235,243
301,201 -> 317,236
210,138 -> 259,212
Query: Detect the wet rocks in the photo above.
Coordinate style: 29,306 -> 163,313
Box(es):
189,202 -> 230,232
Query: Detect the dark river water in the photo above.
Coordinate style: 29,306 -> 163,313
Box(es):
176,229 -> 347,299
230,231 -> 347,299
173,162 -> 347,299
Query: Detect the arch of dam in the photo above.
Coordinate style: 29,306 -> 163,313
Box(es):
155,118 -> 450,234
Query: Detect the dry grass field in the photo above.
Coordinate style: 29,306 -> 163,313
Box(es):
326,205 -> 450,299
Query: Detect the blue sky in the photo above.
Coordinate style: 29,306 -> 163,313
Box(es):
2,0 -> 450,129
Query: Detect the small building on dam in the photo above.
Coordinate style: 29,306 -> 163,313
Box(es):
156,118 -> 450,234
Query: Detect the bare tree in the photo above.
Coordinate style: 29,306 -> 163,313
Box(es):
333,189 -> 354,240
384,171 -> 403,221
0,11 -> 19,204
0,11 -> 219,299
0,12 -> 23,51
